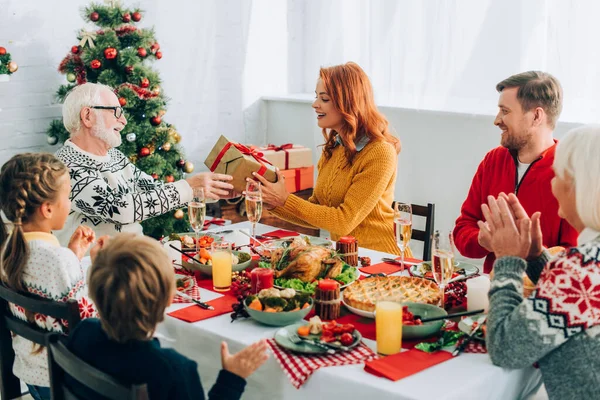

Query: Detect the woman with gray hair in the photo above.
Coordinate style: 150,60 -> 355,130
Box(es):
478,124 -> 600,399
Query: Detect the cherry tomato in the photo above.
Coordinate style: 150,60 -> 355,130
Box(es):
340,333 -> 354,346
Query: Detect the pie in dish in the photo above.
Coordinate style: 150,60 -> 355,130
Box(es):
343,276 -> 441,312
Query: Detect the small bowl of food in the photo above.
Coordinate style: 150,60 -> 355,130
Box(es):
244,288 -> 313,326
185,250 -> 252,276
402,302 -> 447,339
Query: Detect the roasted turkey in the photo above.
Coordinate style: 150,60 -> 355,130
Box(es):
270,238 -> 342,282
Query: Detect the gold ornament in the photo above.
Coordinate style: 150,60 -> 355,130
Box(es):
162,142 -> 171,151
147,144 -> 156,154
129,155 -> 138,163
184,161 -> 194,173
7,62 -> 18,73
174,209 -> 184,220
173,133 -> 181,143
152,87 -> 161,95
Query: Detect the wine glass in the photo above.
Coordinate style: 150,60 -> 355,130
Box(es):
245,180 -> 263,244
394,202 -> 412,269
188,187 -> 206,254
431,230 -> 456,307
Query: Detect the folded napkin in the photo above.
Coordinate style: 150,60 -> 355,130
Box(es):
203,218 -> 226,228
262,229 -> 299,238
364,349 -> 453,381
267,339 -> 377,389
167,295 -> 238,323
359,257 -> 423,275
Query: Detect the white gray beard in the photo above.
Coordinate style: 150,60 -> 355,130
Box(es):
92,125 -> 122,148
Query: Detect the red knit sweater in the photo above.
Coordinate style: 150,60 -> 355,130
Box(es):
453,142 -> 578,273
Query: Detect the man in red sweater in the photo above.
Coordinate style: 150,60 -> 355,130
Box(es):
453,71 -> 577,273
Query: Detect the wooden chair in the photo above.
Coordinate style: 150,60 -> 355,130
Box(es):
47,334 -> 148,400
393,202 -> 435,260
0,283 -> 81,400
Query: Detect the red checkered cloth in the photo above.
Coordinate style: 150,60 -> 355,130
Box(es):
266,339 -> 378,389
172,269 -> 202,304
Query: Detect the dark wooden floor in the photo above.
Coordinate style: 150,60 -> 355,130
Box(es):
210,189 -> 320,236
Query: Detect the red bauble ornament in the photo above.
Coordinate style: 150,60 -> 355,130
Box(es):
125,66 -> 134,74
151,173 -> 159,180
150,116 -> 161,126
137,47 -> 147,58
150,43 -> 160,53
104,47 -> 117,60
155,51 -> 162,59
165,175 -> 175,183
118,97 -> 127,106
71,45 -> 80,54
90,59 -> 101,69
0,47 -> 6,56
139,147 -> 150,157
122,13 -> 131,23
176,159 -> 186,168
132,11 -> 142,22
90,11 -> 99,21
140,77 -> 150,88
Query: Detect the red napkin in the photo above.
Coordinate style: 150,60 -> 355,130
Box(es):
262,229 -> 299,238
167,295 -> 238,323
364,349 -> 453,381
203,218 -> 226,228
359,263 -> 404,275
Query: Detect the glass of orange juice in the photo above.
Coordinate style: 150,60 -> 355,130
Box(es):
211,241 -> 232,292
375,300 -> 403,355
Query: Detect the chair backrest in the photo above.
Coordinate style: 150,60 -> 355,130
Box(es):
0,283 -> 81,400
393,202 -> 435,260
47,334 -> 148,400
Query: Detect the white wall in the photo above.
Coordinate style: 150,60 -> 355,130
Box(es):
260,96 -> 580,259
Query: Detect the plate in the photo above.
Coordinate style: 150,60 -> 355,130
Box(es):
175,274 -> 195,292
262,236 -> 333,249
342,298 -> 375,318
410,261 -> 480,283
163,232 -> 221,251
274,322 -> 362,354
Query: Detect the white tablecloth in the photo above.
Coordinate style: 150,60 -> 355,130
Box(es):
156,222 -> 542,400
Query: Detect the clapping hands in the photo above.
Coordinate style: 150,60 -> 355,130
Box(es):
477,193 -> 543,260
221,339 -> 269,379
67,226 -> 96,260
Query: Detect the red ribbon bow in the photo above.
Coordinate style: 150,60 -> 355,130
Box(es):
210,142 -> 273,176
263,143 -> 294,169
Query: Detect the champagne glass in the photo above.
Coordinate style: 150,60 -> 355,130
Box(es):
394,203 -> 412,269
245,180 -> 263,244
188,188 -> 206,254
431,230 -> 456,307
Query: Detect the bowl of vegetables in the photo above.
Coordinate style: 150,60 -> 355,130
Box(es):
187,250 -> 252,276
244,288 -> 313,326
402,302 -> 447,339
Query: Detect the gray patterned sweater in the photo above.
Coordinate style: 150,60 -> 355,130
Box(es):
54,140 -> 192,245
488,228 -> 600,400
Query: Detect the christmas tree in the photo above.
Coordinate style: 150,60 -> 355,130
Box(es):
0,46 -> 19,78
46,1 -> 193,239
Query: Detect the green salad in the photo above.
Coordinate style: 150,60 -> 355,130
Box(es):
259,262 -> 358,294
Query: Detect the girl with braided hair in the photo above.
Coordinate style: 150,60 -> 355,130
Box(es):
0,153 -> 105,400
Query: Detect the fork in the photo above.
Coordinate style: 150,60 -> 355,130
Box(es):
288,332 -> 335,354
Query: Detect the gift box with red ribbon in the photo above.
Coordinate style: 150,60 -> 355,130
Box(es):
280,165 -> 314,193
205,135 -> 277,193
259,143 -> 313,170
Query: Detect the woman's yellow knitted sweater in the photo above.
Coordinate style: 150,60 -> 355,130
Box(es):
271,140 -> 403,255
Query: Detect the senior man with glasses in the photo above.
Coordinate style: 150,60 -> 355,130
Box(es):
54,82 -> 234,245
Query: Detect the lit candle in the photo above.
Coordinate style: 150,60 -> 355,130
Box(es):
466,276 -> 491,312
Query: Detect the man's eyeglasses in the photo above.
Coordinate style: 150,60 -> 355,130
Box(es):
90,106 -> 124,119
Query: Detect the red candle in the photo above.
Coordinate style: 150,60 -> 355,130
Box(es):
251,268 -> 274,294
318,279 -> 339,291
338,236 -> 356,244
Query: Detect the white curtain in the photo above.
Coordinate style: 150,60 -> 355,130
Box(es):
298,0 -> 600,123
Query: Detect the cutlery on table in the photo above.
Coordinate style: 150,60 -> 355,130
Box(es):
212,230 -> 234,235
288,332 -> 335,354
176,290 -> 214,311
169,245 -> 204,265
381,258 -> 420,267
414,309 -> 485,323
452,315 -> 487,356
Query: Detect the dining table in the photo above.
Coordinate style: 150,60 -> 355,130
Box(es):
156,221 -> 543,400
